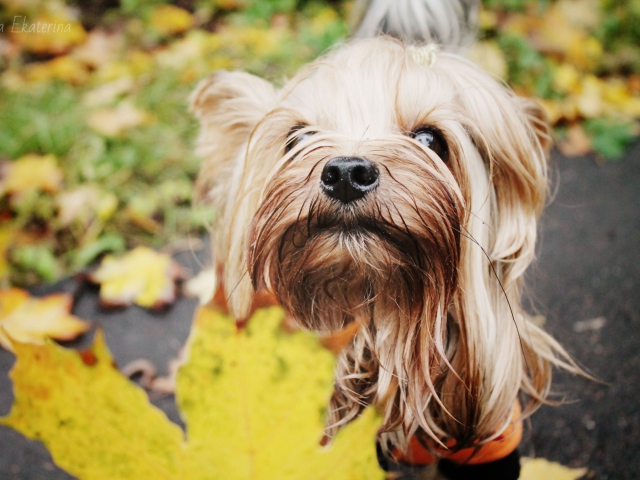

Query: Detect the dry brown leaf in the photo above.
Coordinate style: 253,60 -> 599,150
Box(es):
0,288 -> 90,352
559,124 -> 593,157
72,29 -> 122,69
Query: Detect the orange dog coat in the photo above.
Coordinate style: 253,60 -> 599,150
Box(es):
390,402 -> 523,466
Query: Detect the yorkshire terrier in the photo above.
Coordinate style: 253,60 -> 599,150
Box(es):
191,1 -> 580,478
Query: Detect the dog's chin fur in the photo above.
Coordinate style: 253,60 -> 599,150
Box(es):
191,37 -> 580,452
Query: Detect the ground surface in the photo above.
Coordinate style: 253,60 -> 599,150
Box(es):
0,146 -> 638,479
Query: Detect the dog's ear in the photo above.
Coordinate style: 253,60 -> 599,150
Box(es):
190,71 -> 277,319
461,90 -> 550,274
487,94 -> 550,276
518,96 -> 553,155
444,83 -> 555,442
190,70 -> 277,202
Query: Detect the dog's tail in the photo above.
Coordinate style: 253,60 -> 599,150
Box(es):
351,0 -> 480,49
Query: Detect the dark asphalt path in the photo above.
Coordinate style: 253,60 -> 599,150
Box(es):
0,146 -> 638,479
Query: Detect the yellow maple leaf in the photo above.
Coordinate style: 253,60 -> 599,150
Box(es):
1,305 -> 384,479
0,288 -> 90,353
0,154 -> 63,196
149,5 -> 194,36
1,329 -> 185,478
520,457 -> 588,480
88,247 -> 185,309
178,306 -> 384,479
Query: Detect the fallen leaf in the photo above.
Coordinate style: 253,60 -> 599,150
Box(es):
468,40 -> 508,79
1,305 -> 384,479
88,247 -> 185,309
558,124 -> 593,157
82,77 -> 135,108
0,330 -> 185,478
0,154 -> 63,196
575,75 -> 604,118
9,14 -> 87,55
478,8 -> 499,30
183,267 -> 216,305
154,31 -> 211,70
573,316 -> 607,333
556,0 -> 601,29
86,102 -> 151,137
22,55 -> 90,85
56,185 -> 118,227
538,98 -> 565,125
71,29 -> 122,69
149,5 -> 194,36
553,63 -> 581,95
93,50 -> 154,83
0,227 -> 11,285
532,7 -> 583,57
520,457 -> 588,480
0,288 -> 90,353
567,36 -> 603,72
178,306 -> 384,478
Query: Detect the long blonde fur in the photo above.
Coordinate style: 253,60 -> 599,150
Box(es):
191,38 -> 580,453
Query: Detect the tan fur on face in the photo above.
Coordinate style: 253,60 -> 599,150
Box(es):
191,37 -> 580,452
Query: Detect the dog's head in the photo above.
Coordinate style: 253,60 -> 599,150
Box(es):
192,37 -> 560,449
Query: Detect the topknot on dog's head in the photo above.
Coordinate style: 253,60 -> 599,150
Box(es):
351,0 -> 481,49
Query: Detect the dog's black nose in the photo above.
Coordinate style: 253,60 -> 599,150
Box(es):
320,157 -> 379,204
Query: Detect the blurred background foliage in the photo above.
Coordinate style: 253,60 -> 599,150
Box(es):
0,0 -> 638,287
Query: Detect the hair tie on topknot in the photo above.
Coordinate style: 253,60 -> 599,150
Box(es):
408,44 -> 438,67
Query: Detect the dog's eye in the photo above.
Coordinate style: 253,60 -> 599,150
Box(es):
411,127 -> 448,161
285,126 -> 315,153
